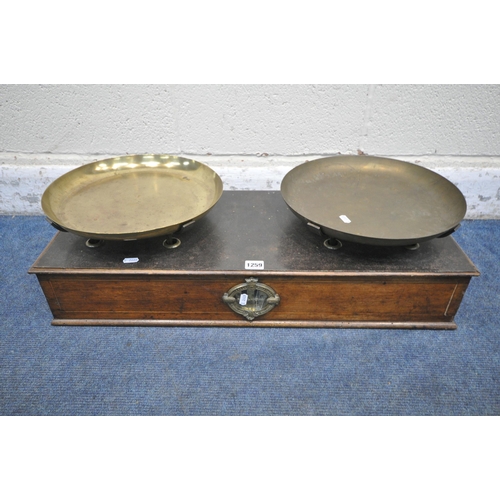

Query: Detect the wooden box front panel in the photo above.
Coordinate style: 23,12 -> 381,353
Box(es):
37,273 -> 470,326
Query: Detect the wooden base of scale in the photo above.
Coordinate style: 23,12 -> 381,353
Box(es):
29,192 -> 479,329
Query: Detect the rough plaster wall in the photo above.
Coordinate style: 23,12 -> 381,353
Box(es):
1,84 -> 500,216
2,84 -> 500,156
362,85 -> 500,155
0,85 -> 178,155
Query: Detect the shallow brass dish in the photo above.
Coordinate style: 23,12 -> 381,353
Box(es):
281,155 -> 467,246
42,155 -> 223,240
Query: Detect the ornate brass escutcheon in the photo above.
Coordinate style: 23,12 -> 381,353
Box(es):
222,277 -> 280,321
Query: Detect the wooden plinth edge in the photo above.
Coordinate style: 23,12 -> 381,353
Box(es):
51,319 -> 458,330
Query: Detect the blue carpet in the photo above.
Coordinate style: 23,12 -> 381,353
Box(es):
0,216 -> 498,415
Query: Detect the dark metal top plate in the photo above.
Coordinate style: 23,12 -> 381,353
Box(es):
31,191 -> 478,275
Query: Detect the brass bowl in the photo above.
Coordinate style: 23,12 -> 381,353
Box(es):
281,155 -> 466,246
42,154 -> 223,241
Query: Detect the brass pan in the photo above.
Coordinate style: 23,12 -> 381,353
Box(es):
42,155 -> 223,240
281,155 -> 467,246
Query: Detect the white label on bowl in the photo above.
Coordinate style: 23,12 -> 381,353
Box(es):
339,215 -> 351,223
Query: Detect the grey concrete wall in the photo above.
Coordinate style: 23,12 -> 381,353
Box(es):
1,84 -> 499,156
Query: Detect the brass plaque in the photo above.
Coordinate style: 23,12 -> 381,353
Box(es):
223,278 -> 280,321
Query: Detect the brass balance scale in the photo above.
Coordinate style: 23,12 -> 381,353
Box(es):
29,154 -> 478,328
